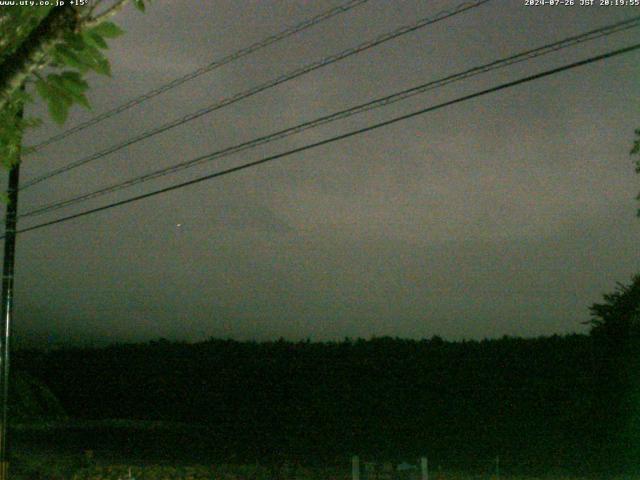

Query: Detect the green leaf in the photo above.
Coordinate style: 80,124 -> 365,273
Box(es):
34,78 -> 51,101
85,31 -> 108,50
54,72 -> 91,110
62,32 -> 86,51
59,71 -> 89,94
90,21 -> 125,39
71,43 -> 111,76
133,0 -> 145,12
46,75 -> 73,97
76,93 -> 91,109
73,43 -> 100,65
53,45 -> 90,72
59,70 -> 85,84
94,58 -> 111,76
48,97 -> 68,124
36,76 -> 75,116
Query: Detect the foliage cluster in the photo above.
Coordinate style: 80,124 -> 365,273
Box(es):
631,129 -> 640,216
0,1 -> 149,167
32,20 -> 124,122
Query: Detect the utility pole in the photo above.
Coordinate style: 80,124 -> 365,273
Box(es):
0,104 -> 23,480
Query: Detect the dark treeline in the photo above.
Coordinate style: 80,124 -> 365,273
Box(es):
11,329 -> 640,475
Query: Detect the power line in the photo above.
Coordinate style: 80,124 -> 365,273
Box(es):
9,42 -> 640,238
20,0 -> 492,190
19,15 -> 640,219
27,0 -> 372,152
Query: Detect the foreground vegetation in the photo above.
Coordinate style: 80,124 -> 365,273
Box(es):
8,454 -> 640,480
13,331 -> 639,476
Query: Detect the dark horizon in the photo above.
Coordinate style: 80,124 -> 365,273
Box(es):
13,323 -> 591,351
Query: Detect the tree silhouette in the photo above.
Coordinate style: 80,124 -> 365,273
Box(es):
585,275 -> 640,472
632,128 -> 640,217
586,274 -> 640,345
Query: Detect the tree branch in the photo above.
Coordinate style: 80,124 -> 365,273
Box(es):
86,0 -> 107,20
84,0 -> 131,28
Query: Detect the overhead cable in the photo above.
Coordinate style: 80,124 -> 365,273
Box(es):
20,15 -> 640,219
21,0 -> 491,190
27,0 -> 372,152
9,42 -> 640,238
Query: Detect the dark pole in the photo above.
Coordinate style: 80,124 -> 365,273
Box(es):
0,106 -> 23,480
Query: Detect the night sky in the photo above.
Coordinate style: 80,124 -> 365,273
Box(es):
7,0 -> 640,347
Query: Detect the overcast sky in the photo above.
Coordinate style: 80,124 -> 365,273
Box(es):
7,0 -> 640,347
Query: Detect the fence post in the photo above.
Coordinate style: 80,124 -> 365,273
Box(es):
352,456 -> 360,480
420,457 -> 428,480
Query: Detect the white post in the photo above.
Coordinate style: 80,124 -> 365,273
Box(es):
352,456 -> 360,480
420,457 -> 428,480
